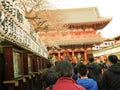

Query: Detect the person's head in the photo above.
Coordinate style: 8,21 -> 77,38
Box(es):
46,61 -> 52,68
107,55 -> 118,66
55,60 -> 74,77
55,61 -> 59,66
88,57 -> 95,63
77,63 -> 88,77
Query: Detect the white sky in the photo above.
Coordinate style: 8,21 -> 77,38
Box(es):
48,0 -> 120,38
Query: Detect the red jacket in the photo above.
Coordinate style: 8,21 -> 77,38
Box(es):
46,77 -> 86,90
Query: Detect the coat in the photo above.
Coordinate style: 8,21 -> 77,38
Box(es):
46,77 -> 86,90
100,63 -> 120,90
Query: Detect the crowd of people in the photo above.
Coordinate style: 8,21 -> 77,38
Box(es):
40,54 -> 120,90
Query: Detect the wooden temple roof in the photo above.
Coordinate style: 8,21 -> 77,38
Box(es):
58,7 -> 112,29
59,7 -> 110,23
53,37 -> 106,46
38,7 -> 112,47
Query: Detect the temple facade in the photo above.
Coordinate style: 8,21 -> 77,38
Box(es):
0,0 -> 112,90
38,7 -> 112,63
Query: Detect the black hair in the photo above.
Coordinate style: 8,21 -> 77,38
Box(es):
55,60 -> 73,77
89,57 -> 94,62
46,61 -> 52,68
108,55 -> 118,64
77,63 -> 87,76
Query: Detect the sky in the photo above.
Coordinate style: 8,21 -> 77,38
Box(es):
48,0 -> 120,38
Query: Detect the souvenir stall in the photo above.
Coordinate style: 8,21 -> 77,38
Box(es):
0,0 -> 48,90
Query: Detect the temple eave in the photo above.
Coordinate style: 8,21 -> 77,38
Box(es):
64,18 -> 112,30
53,38 -> 105,46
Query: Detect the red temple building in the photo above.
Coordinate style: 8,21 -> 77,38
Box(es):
0,1 -> 112,90
38,7 -> 112,63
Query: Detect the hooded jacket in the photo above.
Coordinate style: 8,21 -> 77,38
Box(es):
76,78 -> 98,90
101,63 -> 120,90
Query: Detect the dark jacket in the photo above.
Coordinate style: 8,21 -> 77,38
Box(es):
101,63 -> 120,90
87,63 -> 102,90
87,63 -> 102,83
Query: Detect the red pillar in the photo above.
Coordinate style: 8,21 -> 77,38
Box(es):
72,50 -> 75,63
84,49 -> 87,60
58,51 -> 61,60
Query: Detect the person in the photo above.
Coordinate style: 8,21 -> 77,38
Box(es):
76,63 -> 98,90
100,55 -> 120,90
45,60 -> 86,90
86,57 -> 102,89
72,62 -> 78,81
40,61 -> 58,90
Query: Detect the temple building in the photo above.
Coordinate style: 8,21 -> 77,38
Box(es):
0,0 -> 113,90
38,7 -> 112,63
93,34 -> 120,60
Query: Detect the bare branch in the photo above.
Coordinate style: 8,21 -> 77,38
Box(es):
28,0 -> 42,14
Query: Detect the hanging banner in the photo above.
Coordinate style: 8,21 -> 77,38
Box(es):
0,0 -> 48,58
